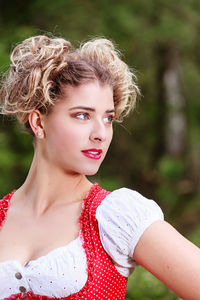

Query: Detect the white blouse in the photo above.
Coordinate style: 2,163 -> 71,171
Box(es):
0,187 -> 164,299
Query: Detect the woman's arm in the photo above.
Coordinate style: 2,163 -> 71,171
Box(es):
134,220 -> 200,300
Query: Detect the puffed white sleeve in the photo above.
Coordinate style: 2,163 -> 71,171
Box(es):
96,188 -> 164,277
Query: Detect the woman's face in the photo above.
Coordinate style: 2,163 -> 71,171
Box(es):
41,81 -> 115,176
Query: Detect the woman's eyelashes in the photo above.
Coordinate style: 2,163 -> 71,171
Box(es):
104,115 -> 115,124
73,112 -> 115,124
75,112 -> 90,120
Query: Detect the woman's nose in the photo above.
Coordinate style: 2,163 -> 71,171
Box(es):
89,120 -> 107,142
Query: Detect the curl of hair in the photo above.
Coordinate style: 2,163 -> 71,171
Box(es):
0,34 -> 140,134
77,38 -> 140,119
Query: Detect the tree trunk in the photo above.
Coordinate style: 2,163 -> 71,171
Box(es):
163,47 -> 187,157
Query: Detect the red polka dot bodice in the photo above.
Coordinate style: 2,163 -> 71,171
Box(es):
0,184 -> 127,299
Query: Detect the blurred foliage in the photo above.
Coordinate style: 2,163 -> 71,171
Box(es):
0,0 -> 200,298
126,266 -> 180,300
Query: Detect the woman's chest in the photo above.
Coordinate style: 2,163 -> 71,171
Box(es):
0,237 -> 88,299
0,200 -> 82,266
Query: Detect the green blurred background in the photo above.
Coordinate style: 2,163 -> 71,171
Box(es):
0,0 -> 200,298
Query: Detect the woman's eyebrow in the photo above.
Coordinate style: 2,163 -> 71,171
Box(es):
106,109 -> 115,114
69,106 -> 95,112
69,106 -> 115,113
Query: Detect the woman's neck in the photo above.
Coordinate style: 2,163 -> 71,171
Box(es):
15,151 -> 92,216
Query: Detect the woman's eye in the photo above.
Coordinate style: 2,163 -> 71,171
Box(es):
76,113 -> 89,120
104,115 -> 115,124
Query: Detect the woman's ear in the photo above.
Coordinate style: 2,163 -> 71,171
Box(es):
28,110 -> 45,139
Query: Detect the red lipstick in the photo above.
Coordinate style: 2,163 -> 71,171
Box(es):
81,149 -> 102,160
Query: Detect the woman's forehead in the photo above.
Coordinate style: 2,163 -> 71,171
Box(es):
58,82 -> 114,108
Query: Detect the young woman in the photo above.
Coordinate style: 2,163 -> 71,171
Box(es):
0,35 -> 199,300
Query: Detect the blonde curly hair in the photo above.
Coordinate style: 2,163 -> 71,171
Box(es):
0,35 -> 140,134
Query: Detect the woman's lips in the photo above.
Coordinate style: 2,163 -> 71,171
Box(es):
81,149 -> 102,160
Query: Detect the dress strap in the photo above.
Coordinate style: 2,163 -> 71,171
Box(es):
0,190 -> 15,229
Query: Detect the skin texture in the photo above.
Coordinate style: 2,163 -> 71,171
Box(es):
134,221 -> 200,299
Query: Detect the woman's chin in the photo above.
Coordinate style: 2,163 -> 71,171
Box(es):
84,167 -> 100,176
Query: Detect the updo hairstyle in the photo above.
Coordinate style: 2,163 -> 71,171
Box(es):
0,35 -> 139,135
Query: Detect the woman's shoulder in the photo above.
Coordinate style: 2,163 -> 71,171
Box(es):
96,186 -> 164,276
96,186 -> 164,244
98,186 -> 164,218
96,186 -> 164,247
